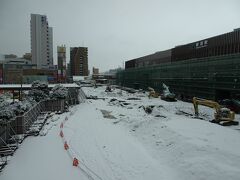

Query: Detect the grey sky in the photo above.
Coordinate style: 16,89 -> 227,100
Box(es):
0,0 -> 239,72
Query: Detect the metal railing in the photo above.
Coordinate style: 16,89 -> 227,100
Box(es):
0,88 -> 87,147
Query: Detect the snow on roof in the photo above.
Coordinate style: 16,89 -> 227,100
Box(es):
0,83 -> 80,89
55,83 -> 80,88
0,84 -> 32,88
73,76 -> 85,81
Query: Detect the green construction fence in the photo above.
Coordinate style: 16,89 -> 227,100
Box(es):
116,53 -> 240,100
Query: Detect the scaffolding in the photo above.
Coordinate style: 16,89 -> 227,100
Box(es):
117,54 -> 240,100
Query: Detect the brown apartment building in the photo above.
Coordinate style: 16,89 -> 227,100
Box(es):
70,47 -> 88,76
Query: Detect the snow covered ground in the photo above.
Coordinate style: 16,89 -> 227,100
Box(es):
1,86 -> 240,180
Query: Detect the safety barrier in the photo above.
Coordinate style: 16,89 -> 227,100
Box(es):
59,117 -> 79,166
59,115 -> 102,180
2,87 -> 85,139
44,99 -> 65,112
0,87 -> 88,173
9,99 -> 64,135
67,88 -> 80,105
78,88 -> 87,103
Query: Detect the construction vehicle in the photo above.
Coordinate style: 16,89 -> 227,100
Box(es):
193,97 -> 239,126
148,87 -> 159,98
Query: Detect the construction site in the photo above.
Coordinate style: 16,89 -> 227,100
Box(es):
1,28 -> 240,179
1,85 -> 239,180
1,1 -> 240,179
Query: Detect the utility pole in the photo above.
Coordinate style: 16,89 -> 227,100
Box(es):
19,69 -> 23,101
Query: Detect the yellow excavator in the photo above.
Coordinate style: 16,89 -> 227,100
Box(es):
148,87 -> 159,98
193,97 -> 239,126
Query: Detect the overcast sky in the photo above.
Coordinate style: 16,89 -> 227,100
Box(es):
0,0 -> 239,72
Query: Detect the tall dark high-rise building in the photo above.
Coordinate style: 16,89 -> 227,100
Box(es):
57,45 -> 66,82
70,47 -> 88,76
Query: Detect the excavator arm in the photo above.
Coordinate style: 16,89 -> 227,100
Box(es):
192,97 -> 235,123
193,97 -> 221,116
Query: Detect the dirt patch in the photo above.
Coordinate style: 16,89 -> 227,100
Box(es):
109,98 -> 131,107
127,97 -> 141,100
100,109 -> 117,119
139,105 -> 155,114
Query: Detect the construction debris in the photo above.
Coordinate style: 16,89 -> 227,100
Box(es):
161,83 -> 176,102
105,85 -> 112,92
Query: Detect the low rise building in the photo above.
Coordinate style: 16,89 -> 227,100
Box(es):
93,67 -> 99,75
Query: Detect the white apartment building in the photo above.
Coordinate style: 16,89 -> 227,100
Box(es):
30,14 -> 53,69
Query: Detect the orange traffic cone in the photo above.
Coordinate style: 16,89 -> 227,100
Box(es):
73,158 -> 79,167
64,141 -> 69,150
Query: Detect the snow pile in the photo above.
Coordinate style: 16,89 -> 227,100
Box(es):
161,83 -> 176,100
28,80 -> 49,102
84,86 -> 144,99
28,89 -> 48,102
0,108 -> 15,124
39,115 -> 60,136
0,97 -> 36,124
11,99 -> 35,115
31,80 -> 48,90
50,84 -> 68,100
0,95 -> 10,108
0,92 -> 12,102
0,90 -> 37,124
